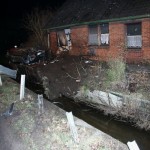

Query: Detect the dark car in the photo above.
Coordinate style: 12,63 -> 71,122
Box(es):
22,49 -> 46,65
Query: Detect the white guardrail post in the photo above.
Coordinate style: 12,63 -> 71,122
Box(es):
37,94 -> 44,114
20,75 -> 25,100
0,75 -> 2,86
127,140 -> 140,150
66,111 -> 79,143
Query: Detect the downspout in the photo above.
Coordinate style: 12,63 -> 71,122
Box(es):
46,14 -> 150,30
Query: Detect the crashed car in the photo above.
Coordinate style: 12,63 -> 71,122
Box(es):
22,49 -> 46,65
6,46 -> 28,63
7,46 -> 48,65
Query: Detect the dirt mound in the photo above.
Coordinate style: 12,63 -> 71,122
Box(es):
36,55 -> 103,99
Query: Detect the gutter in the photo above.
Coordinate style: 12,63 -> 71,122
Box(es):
46,14 -> 150,31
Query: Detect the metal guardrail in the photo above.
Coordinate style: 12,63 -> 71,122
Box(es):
0,65 -> 17,79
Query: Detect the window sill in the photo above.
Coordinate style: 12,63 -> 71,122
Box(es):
127,47 -> 142,51
88,45 -> 99,48
88,45 -> 109,48
99,45 -> 109,49
88,44 -> 98,46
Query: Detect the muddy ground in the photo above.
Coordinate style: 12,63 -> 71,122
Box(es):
16,55 -> 150,131
0,75 -> 129,150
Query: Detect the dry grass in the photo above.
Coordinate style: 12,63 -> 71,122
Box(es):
73,57 -> 150,131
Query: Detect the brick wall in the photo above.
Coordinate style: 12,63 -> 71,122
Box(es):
69,25 -> 88,56
49,18 -> 150,63
49,31 -> 58,54
142,18 -> 150,62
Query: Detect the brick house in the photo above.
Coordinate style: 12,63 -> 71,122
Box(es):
45,0 -> 150,63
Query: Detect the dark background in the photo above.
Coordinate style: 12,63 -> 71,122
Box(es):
0,0 -> 66,56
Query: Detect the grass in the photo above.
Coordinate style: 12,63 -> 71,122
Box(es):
0,74 -> 128,150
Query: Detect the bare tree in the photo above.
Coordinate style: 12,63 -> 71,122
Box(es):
23,8 -> 52,49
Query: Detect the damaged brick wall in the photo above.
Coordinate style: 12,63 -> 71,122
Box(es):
49,31 -> 58,55
49,18 -> 150,63
69,25 -> 88,56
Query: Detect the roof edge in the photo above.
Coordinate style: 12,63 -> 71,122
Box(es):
45,14 -> 150,30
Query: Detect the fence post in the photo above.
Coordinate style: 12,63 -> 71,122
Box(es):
127,140 -> 140,150
37,94 -> 44,114
0,75 -> 2,86
66,112 -> 79,143
20,75 -> 25,100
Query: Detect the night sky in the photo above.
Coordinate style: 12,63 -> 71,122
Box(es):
0,0 -> 66,55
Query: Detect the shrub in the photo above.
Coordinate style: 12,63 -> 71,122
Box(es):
106,57 -> 126,83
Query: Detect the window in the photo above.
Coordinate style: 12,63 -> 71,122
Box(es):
88,23 -> 109,46
89,25 -> 98,45
57,30 -> 67,46
100,23 -> 109,45
57,29 -> 72,50
127,23 -> 142,48
64,29 -> 72,47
